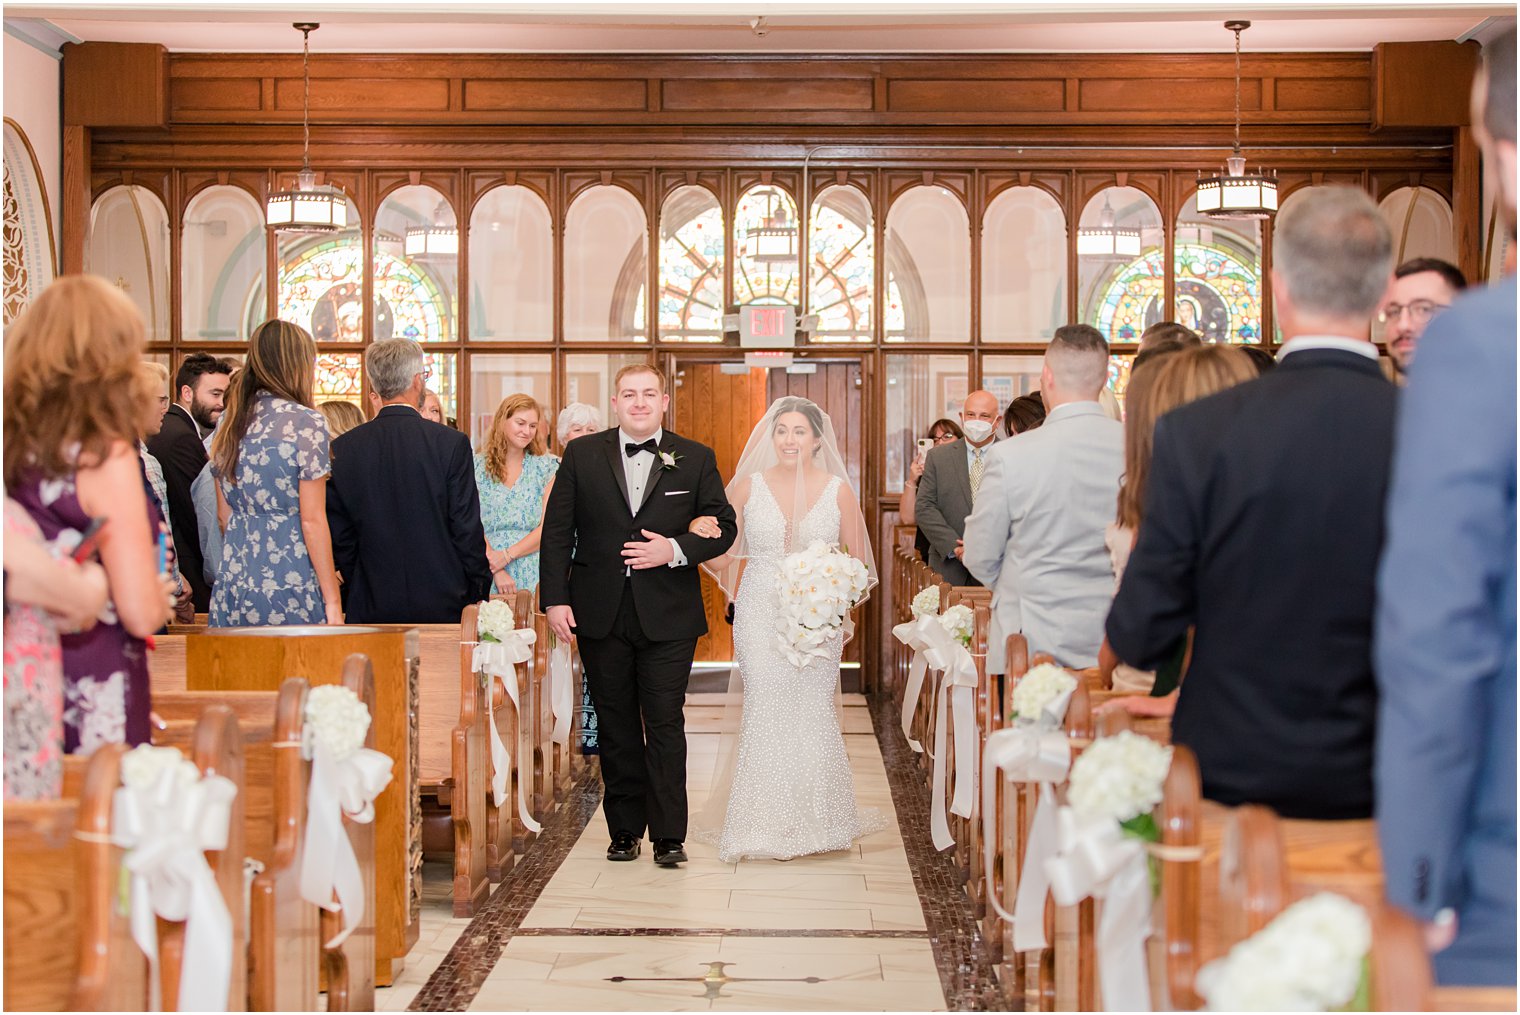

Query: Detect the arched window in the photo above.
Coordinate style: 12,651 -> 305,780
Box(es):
182,185 -> 266,342
658,185 -> 724,342
982,186 -> 1067,343
276,191 -> 362,341
89,185 -> 170,340
565,185 -> 647,342
3,121 -> 56,323
374,184 -> 457,342
1379,186 -> 1457,265
808,185 -> 873,343
885,185 -> 970,343
1077,186 -> 1162,344
734,183 -> 799,308
1172,192 -> 1263,343
469,185 -> 552,341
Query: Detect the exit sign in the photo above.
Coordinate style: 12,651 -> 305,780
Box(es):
739,305 -> 797,348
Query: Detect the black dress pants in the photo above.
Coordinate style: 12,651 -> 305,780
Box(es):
575,578 -> 698,841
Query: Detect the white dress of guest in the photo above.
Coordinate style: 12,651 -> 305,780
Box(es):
1104,522 -> 1156,694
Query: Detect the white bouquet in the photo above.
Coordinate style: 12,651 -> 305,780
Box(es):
775,541 -> 872,667
476,599 -> 516,644
938,603 -> 974,647
121,743 -> 200,791
911,585 -> 940,618
1195,892 -> 1372,1011
1011,663 -> 1078,723
1068,730 -> 1172,827
305,684 -> 373,761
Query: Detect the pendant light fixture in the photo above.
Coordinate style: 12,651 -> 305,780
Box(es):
1077,193 -> 1142,259
266,23 -> 348,232
1196,20 -> 1279,219
404,199 -> 459,259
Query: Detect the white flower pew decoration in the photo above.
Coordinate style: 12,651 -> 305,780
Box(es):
113,743 -> 238,1012
471,598 -> 542,835
892,584 -> 944,751
1044,730 -> 1172,1012
1195,892 -> 1372,1011
773,541 -> 872,668
980,662 -> 1078,951
908,604 -> 979,852
299,683 -> 394,948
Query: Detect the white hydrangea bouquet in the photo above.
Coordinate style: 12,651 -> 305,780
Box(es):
1195,892 -> 1372,1011
476,599 -> 517,644
304,684 -> 373,762
1067,729 -> 1172,855
911,585 -> 940,618
939,603 -> 974,647
774,540 -> 872,667
1011,662 -> 1077,724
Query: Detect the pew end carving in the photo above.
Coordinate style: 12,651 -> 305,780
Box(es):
322,654 -> 380,1012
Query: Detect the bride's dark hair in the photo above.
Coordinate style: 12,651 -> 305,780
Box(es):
772,396 -> 825,437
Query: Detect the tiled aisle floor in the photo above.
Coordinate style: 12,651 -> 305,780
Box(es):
393,693 -> 994,1012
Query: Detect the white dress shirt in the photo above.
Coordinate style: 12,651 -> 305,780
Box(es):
1277,335 -> 1380,362
617,427 -> 687,569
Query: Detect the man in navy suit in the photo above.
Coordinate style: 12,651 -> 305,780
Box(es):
1375,27 -> 1516,987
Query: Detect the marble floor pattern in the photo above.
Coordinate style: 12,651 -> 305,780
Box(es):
391,693 -> 977,1012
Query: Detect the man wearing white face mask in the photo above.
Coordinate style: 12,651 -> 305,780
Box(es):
915,389 -> 999,587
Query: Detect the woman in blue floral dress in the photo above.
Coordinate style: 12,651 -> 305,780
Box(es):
475,394 -> 558,596
208,320 -> 342,627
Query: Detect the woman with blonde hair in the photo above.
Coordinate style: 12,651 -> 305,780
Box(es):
475,393 -> 558,595
5,276 -> 177,752
209,319 -> 342,627
1100,343 -> 1259,711
319,399 -> 365,438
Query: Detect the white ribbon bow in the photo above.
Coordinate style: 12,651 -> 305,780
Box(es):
112,769 -> 238,1012
892,614 -> 942,753
919,618 -> 979,852
473,631 -> 543,835
979,684 -> 1074,953
300,737 -> 393,948
1044,806 -> 1154,1012
548,639 -> 573,746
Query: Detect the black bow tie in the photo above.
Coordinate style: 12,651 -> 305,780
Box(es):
625,438 -> 659,458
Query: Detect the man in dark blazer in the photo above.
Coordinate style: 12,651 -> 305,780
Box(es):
1106,185 -> 1397,821
1375,29 -> 1516,987
146,351 -> 234,612
540,364 -> 736,867
914,389 -> 999,586
326,339 -> 491,624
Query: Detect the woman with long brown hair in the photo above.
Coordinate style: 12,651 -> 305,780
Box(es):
208,319 -> 342,626
475,393 -> 558,595
5,276 -> 177,753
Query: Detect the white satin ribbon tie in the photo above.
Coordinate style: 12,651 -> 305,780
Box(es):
891,614 -> 941,753
300,738 -> 393,948
549,640 -> 573,746
920,619 -> 978,852
473,631 -> 542,835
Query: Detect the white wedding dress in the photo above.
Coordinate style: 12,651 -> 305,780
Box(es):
714,472 -> 885,863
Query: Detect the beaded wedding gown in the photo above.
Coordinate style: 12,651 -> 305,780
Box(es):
713,472 -> 886,863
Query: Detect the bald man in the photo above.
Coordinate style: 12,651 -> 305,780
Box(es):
914,389 -> 999,587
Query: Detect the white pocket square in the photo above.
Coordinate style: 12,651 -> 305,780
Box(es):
665,490 -> 690,496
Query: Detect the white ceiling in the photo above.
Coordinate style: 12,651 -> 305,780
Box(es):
6,1 -> 1515,54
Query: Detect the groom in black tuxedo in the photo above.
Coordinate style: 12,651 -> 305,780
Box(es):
540,364 -> 737,866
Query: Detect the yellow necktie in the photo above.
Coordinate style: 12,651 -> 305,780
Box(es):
970,448 -> 985,499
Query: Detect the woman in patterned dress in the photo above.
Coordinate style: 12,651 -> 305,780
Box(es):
208,320 -> 342,627
4,277 -> 178,753
475,394 -> 558,596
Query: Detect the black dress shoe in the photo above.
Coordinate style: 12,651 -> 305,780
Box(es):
607,831 -> 641,861
653,839 -> 687,866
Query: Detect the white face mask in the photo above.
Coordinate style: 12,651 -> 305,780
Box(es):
962,419 -> 994,442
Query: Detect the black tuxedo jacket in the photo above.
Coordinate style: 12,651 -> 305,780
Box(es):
146,403 -> 212,610
326,406 -> 492,624
539,428 -> 737,642
1105,348 -> 1397,820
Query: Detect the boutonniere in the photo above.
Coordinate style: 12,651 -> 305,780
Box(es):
658,450 -> 682,471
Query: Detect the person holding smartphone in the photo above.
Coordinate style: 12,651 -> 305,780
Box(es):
899,419 -> 962,563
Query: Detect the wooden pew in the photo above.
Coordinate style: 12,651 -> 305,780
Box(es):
149,632 -> 189,692
322,655 -> 380,1013
477,600 -> 533,876
516,589 -> 555,821
4,743 -> 146,1012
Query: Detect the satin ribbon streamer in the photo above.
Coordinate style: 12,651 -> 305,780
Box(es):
1044,806 -> 1154,1012
919,619 -> 979,852
980,714 -> 1072,951
548,639 -> 573,746
891,613 -> 942,753
300,738 -> 393,948
473,631 -> 543,835
112,768 -> 238,1012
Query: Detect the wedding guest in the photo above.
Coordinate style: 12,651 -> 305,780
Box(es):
963,325 -> 1124,672
327,339 -> 491,623
477,394 -> 559,596
1376,27 -> 1516,986
4,498 -> 108,799
136,362 -> 193,625
1106,186 -> 1396,820
145,350 -> 235,611
319,399 -> 365,438
1099,345 -> 1257,707
900,418 -> 962,564
1138,320 -> 1201,352
1238,344 -> 1277,376
916,391 -> 999,585
5,276 -> 177,752
556,401 -> 604,453
209,320 -> 342,627
422,388 -> 445,425
1001,394 -> 1046,438
1379,257 -> 1468,383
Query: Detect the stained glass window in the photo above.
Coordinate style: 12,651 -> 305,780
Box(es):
734,184 -> 800,308
658,186 -> 724,342
375,185 -> 456,343
884,185 -> 970,343
1078,187 -> 1162,344
1089,243 -> 1262,346
278,238 -> 451,344
1108,354 -> 1134,411
275,194 -> 361,341
809,185 -> 874,343
1174,193 -> 1262,344
315,352 -> 363,405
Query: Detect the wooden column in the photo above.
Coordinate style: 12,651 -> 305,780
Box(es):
1453,126 -> 1484,282
60,126 -> 90,274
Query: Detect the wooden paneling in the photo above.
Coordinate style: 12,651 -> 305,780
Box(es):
278,77 -> 451,113
1373,40 -> 1479,129
1082,77 -> 1260,114
1275,76 -> 1371,112
663,78 -> 874,112
465,78 -> 648,111
888,78 -> 1065,113
172,76 -> 262,112
62,42 -> 167,127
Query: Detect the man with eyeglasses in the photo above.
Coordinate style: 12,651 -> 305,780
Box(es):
1378,258 -> 1468,383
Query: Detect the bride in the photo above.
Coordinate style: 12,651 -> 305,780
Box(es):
690,396 -> 883,863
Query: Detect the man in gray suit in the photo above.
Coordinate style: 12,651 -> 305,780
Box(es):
915,389 -> 1000,586
1374,27 -> 1515,987
963,325 -> 1123,674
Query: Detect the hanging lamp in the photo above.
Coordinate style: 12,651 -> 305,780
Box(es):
1077,193 -> 1142,258
405,199 -> 459,258
1196,20 -> 1279,219
266,23 -> 348,232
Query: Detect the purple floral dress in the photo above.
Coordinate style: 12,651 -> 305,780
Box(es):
3,500 -> 64,798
